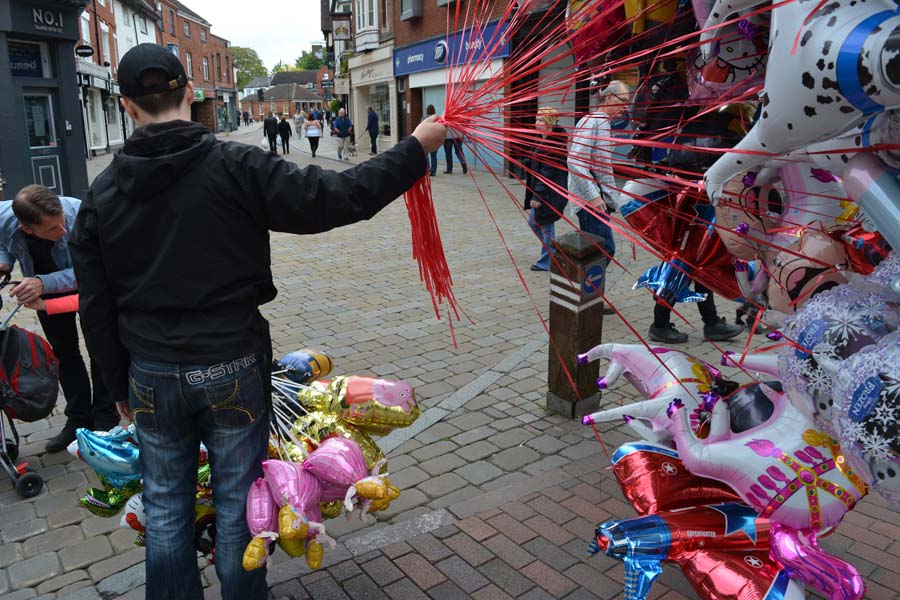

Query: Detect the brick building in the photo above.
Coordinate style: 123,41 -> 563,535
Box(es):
77,0 -> 122,154
157,0 -> 237,132
239,84 -> 325,123
270,67 -> 334,101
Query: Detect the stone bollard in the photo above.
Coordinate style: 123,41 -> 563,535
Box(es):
546,231 -> 608,418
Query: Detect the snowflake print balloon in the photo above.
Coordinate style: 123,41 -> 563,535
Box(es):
830,331 -> 900,504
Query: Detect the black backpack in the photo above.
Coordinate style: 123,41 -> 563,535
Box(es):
0,325 -> 59,422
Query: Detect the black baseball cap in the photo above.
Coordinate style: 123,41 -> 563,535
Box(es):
118,43 -> 187,97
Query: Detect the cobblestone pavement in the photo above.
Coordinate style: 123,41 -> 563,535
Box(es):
1,125 -> 897,599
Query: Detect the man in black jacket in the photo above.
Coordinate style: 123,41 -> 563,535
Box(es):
262,111 -> 278,153
69,43 -> 444,600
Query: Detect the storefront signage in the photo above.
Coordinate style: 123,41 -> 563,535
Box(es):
194,90 -> 206,100
9,41 -> 45,77
393,21 -> 510,77
10,2 -> 79,40
75,44 -> 94,58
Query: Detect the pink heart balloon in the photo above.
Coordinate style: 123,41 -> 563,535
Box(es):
245,478 -> 277,536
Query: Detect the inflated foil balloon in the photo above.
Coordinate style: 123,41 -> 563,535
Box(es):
291,412 -> 385,472
778,282 -> 898,431
700,0 -> 900,207
120,492 -> 146,534
79,477 -> 142,517
667,387 -> 868,531
767,229 -> 850,315
591,503 -> 804,600
75,427 -> 141,486
829,331 -> 900,504
302,437 -> 369,489
686,17 -> 766,101
276,349 -> 334,384
580,343 -> 720,442
246,478 -> 277,536
295,376 -> 420,436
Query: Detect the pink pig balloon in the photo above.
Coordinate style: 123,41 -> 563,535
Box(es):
246,478 -> 277,536
302,436 -> 368,489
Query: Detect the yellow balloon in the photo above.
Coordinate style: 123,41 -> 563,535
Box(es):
292,412 -> 385,471
319,500 -> 344,520
277,535 -> 306,558
278,504 -> 309,541
306,539 -> 324,570
242,537 -> 268,571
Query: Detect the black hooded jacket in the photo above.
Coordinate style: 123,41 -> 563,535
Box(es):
69,120 -> 426,401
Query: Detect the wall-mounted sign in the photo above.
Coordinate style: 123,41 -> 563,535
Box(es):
194,90 -> 205,100
10,3 -> 79,40
9,41 -> 45,77
31,8 -> 65,34
393,21 -> 510,77
333,15 -> 351,41
75,44 -> 94,58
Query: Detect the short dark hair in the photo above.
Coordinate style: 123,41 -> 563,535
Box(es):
13,185 -> 62,226
126,69 -> 187,115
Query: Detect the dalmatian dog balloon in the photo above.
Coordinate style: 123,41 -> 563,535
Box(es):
701,0 -> 900,209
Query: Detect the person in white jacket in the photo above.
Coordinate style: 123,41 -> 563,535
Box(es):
567,79 -> 630,265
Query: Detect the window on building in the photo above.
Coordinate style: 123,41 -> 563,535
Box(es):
80,13 -> 91,45
100,22 -> 110,64
139,15 -> 148,34
183,21 -> 190,37
216,53 -> 221,80
356,0 -> 375,29
168,9 -> 175,35
186,52 -> 193,77
200,28 -> 207,42
203,57 -> 209,81
401,0 -> 423,19
225,57 -> 230,82
381,0 -> 393,32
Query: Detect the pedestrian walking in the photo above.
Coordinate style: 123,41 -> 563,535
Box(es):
294,111 -> 305,137
263,111 -> 278,154
68,43 -> 446,600
305,112 -> 322,157
277,115 -> 292,154
443,127 -> 467,174
424,105 -> 438,176
525,107 -> 568,272
332,108 -> 353,161
242,110 -> 249,127
0,185 -> 118,451
365,106 -> 379,155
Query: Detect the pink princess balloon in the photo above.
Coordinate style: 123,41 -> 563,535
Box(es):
302,436 -> 369,489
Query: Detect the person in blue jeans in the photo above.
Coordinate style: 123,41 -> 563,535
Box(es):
68,43 -> 447,600
525,107 -> 568,271
424,104 -> 438,176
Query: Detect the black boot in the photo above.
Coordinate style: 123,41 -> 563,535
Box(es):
648,323 -> 688,344
45,422 -> 80,453
703,318 -> 744,341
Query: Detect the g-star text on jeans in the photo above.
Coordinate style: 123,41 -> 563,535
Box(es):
186,354 -> 257,385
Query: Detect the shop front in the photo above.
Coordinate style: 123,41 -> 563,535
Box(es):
393,21 -> 511,173
0,0 -> 90,199
77,58 -> 124,155
348,46 -> 395,148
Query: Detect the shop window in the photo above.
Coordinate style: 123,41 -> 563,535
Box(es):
400,0 -> 422,20
86,90 -> 106,150
107,97 -> 123,145
9,40 -> 52,78
183,21 -> 190,37
371,83 -> 390,136
186,52 -> 193,78
203,57 -> 209,81
24,95 -> 56,148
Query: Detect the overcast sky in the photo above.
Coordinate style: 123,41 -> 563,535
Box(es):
183,0 -> 325,70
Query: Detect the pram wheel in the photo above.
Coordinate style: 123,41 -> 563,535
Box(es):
15,471 -> 42,498
4,441 -> 17,462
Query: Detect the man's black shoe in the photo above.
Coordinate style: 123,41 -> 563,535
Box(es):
648,323 -> 688,344
462,165 -> 468,174
444,170 -> 452,174
530,264 -> 548,272
45,424 -> 79,453
704,318 -> 744,341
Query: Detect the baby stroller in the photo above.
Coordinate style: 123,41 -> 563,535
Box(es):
0,273 -> 60,498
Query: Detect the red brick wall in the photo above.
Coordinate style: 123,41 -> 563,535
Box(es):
191,98 -> 216,130
393,0 -> 507,46
158,0 -> 179,49
211,35 -> 236,91
82,0 -> 120,74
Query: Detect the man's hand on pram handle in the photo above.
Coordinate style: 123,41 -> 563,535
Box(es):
116,401 -> 132,422
10,277 -> 44,305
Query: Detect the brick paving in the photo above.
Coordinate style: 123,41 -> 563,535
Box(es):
0,124 -> 896,598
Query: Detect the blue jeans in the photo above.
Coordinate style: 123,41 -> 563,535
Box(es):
528,210 -> 555,270
429,150 -> 438,176
577,208 -> 616,261
130,351 -> 269,600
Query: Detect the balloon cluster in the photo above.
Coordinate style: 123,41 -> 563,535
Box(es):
67,426 -> 215,554
581,343 -> 872,600
252,350 -> 421,571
